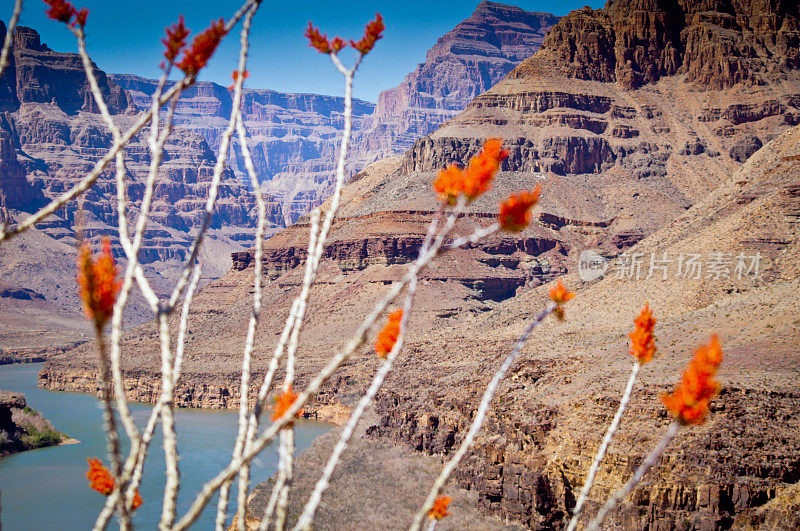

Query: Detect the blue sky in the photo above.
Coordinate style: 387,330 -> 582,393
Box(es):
13,0 -> 604,103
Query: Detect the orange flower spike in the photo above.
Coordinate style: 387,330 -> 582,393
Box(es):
629,304 -> 656,364
86,458 -> 114,495
162,15 -> 190,64
43,0 -> 76,24
498,185 -> 541,232
375,309 -> 403,359
305,22 -> 332,54
661,335 -> 723,425
428,496 -> 452,520
176,18 -> 227,76
351,13 -> 385,55
433,164 -> 465,204
131,490 -> 143,511
272,385 -> 304,425
462,138 -> 508,201
78,238 -> 121,327
71,7 -> 88,28
331,37 -> 346,53
548,279 -> 575,321
228,70 -> 250,91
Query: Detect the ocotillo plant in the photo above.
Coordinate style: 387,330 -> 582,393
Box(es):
0,2 -> 725,529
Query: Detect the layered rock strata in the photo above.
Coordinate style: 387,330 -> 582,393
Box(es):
110,74 -> 376,226
38,0 -> 800,527
351,1 -> 559,165
0,26 -> 272,296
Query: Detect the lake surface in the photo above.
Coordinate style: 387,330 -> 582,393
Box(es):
0,363 -> 330,530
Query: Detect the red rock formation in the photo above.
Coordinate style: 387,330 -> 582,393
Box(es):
515,0 -> 800,90
0,26 -> 266,278
110,74 -> 376,226
352,2 -> 560,165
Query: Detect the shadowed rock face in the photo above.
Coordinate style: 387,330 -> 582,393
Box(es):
0,23 -> 132,114
352,1 -> 560,165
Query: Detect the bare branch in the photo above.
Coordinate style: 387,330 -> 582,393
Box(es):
568,362 -> 642,530
0,0 -> 23,78
409,302 -> 557,531
586,422 -> 680,530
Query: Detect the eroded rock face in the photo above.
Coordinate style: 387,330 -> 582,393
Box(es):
513,0 -> 800,91
110,74 -> 376,226
0,23 -> 133,114
0,26 -> 265,280
406,0 -> 800,240
352,1 -> 559,165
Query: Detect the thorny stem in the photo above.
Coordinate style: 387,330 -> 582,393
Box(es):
94,266 -> 202,531
586,422 -> 680,530
174,199 -> 477,530
214,4 -> 261,528
92,324 -> 129,527
258,470 -> 287,531
0,0 -> 22,78
73,21 -> 193,529
158,312 -> 180,530
409,301 -> 557,531
568,362 -> 642,530
232,100 -> 270,531
293,202 -> 450,530
276,53 -> 361,531
0,80 -> 189,243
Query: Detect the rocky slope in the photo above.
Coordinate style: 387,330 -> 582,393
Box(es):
0,391 -> 67,457
36,0 -> 800,527
351,1 -> 559,166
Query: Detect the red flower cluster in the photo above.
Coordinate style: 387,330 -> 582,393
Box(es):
350,14 -> 385,55
662,335 -> 723,425
305,23 -> 334,54
87,457 -> 114,495
375,309 -> 402,359
305,14 -> 384,56
428,496 -> 452,520
86,458 -> 143,510
629,304 -> 656,364
498,186 -> 541,232
228,70 -> 250,91
162,15 -> 190,64
272,385 -> 304,426
433,139 -> 509,204
43,0 -> 88,27
77,238 -> 121,327
176,19 -> 227,77
548,279 -> 575,321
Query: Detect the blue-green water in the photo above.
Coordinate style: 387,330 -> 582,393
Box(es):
0,363 -> 329,530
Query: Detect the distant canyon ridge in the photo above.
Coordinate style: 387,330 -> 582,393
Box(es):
0,2 -> 558,319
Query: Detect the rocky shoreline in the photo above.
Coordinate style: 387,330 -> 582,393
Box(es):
0,390 -> 68,458
37,366 -> 350,426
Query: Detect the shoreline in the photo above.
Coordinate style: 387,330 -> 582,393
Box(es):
37,363 -> 350,426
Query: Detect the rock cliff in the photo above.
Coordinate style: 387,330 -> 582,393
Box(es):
0,26 -> 271,300
33,0 -> 800,527
0,391 -> 66,457
351,1 -> 559,165
110,74 -> 376,226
